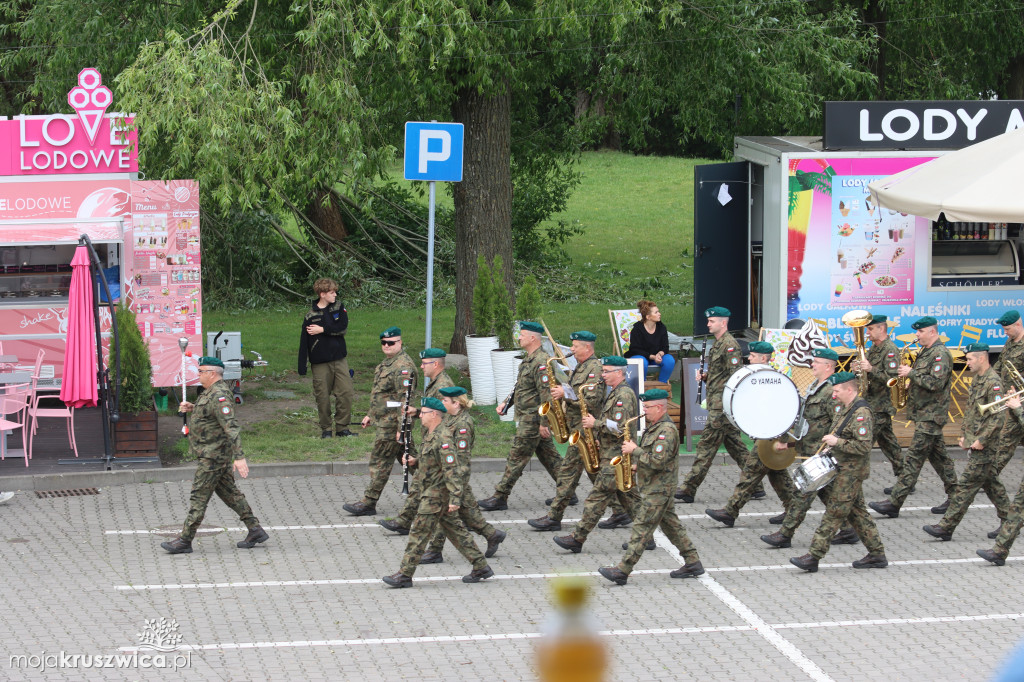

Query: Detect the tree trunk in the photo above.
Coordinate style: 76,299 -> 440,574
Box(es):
306,185 -> 348,251
449,84 -> 514,354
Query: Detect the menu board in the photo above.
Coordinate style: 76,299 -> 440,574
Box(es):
830,177 -> 915,305
125,180 -> 202,386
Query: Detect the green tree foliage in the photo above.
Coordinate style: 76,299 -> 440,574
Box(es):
114,304 -> 154,413
490,255 -> 515,349
516,275 -> 542,321
472,255 -> 496,337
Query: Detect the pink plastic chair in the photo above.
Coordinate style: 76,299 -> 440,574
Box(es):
28,389 -> 78,460
0,382 -> 31,466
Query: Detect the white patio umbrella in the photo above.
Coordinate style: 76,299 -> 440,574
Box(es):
868,126 -> 1024,222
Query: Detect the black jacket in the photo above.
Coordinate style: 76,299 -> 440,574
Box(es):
298,298 -> 348,373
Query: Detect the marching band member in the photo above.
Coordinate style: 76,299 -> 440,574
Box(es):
983,310 -> 1024,539
980,391 -> 1024,566
855,314 -> 903,484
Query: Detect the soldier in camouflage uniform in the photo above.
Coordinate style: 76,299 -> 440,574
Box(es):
419,387 -> 507,561
553,356 -> 642,553
706,342 -> 796,527
343,327 -> 417,516
379,348 -> 454,537
870,317 -> 958,518
382,398 -> 493,587
529,331 -> 625,531
161,357 -> 267,554
676,306 -> 764,503
979,392 -> 1024,565
790,372 -> 887,572
924,343 -> 1011,540
855,314 -> 903,481
762,348 -> 859,548
479,321 -> 561,511
983,310 -> 1024,537
598,389 -> 704,585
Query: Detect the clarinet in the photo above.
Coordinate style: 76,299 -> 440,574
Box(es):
399,380 -> 414,496
695,337 -> 708,405
496,386 -> 516,416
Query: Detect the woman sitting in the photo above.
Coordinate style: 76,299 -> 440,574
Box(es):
624,299 -> 675,383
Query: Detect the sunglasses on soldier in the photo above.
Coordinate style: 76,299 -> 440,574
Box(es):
381,339 -> 399,346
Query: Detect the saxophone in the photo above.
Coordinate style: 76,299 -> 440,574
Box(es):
886,351 -> 913,410
610,416 -> 641,492
538,358 -> 570,443
569,382 -> 601,475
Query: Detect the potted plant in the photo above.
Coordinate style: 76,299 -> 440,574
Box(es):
112,304 -> 159,458
465,255 -> 500,404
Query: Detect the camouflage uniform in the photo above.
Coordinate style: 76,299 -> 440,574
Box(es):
808,400 -> 885,559
865,336 -> 903,477
425,408 -> 497,554
546,356 -> 623,522
936,365 -> 1010,533
886,340 -> 958,508
399,428 -> 488,577
180,379 -> 259,541
678,332 -> 756,498
490,347 -> 561,500
362,350 -> 418,506
571,382 -> 641,543
395,371 -> 455,529
991,406 -> 1024,557
617,414 -> 699,574
988,335 -> 1024,496
722,441 -> 796,519
779,379 -> 841,539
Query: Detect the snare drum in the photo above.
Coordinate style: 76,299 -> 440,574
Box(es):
722,365 -> 800,440
792,452 -> 838,494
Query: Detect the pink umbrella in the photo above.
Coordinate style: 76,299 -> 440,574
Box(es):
60,245 -> 98,408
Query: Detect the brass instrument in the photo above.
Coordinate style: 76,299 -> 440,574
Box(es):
978,363 -> 1024,416
842,309 -> 873,397
885,351 -> 913,410
569,382 -> 601,475
610,416 -> 641,492
538,358 -> 570,443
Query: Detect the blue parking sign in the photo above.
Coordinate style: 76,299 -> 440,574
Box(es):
404,122 -> 464,182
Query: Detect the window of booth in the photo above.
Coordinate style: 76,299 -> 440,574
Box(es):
927,220 -> 1022,291
0,242 -> 120,305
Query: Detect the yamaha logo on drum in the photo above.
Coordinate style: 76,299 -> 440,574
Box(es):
752,377 -> 783,385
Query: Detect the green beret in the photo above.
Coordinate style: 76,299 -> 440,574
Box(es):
868,314 -> 888,326
965,343 -> 990,353
380,326 -> 402,339
640,388 -> 669,401
419,348 -> 446,359
601,355 -> 628,367
911,316 -> 938,330
748,341 -> 774,355
811,348 -> 839,362
198,356 -> 224,369
420,396 -> 447,413
570,330 -> 596,342
438,386 -> 467,398
519,320 -> 544,335
828,371 -> 857,386
998,310 -> 1021,326
704,306 -> 731,318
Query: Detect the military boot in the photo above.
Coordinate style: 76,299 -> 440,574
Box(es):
599,566 -> 629,585
760,531 -> 792,548
418,551 -> 443,564
379,519 -> 410,535
790,554 -> 819,572
478,495 -> 508,511
485,529 -> 507,558
769,512 -> 787,525
553,535 -> 584,553
621,539 -> 656,551
598,512 -> 632,529
236,526 -> 269,549
705,508 -> 735,527
528,515 -> 562,531
923,524 -> 953,541
852,553 -> 888,569
669,561 -> 704,579
831,528 -> 860,545
383,572 -> 413,588
674,489 -> 695,503
869,500 -> 900,518
160,537 -> 193,554
931,498 -> 950,514
977,548 -> 1007,566
343,500 -> 377,516
462,566 -> 494,583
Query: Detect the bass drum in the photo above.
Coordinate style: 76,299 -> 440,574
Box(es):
792,452 -> 838,494
722,365 -> 800,440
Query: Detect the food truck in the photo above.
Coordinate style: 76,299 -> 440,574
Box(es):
692,100 -> 1024,347
0,67 -> 202,387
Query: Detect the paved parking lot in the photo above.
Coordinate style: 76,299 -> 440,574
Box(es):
2,451 -> 1024,681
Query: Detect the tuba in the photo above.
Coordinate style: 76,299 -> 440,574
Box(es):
842,309 -> 873,397
885,351 -> 913,410
610,416 -> 641,492
538,358 -> 570,443
569,382 -> 602,475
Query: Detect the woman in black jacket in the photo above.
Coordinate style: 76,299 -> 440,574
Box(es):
624,299 -> 675,383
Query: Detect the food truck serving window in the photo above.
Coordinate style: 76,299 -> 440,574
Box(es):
928,219 -> 1022,290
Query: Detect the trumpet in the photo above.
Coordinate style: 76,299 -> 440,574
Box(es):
610,416 -> 641,492
979,389 -> 1024,416
885,351 -> 913,410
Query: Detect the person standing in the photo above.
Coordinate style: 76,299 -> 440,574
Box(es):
343,327 -> 417,517
705,341 -> 796,527
479,321 -> 561,511
380,348 -> 455,537
298,277 -> 355,438
529,330 -> 625,531
553,356 -> 641,553
624,300 -> 676,383
923,343 -> 1011,540
161,357 -> 268,554
854,314 -> 902,483
984,310 -> 1024,538
598,389 -> 704,584
790,372 -> 887,572
979,393 -> 1024,566
676,306 -> 763,503
382,398 -> 494,587
870,316 -> 958,519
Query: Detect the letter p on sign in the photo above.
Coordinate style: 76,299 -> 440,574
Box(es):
404,122 -> 464,182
